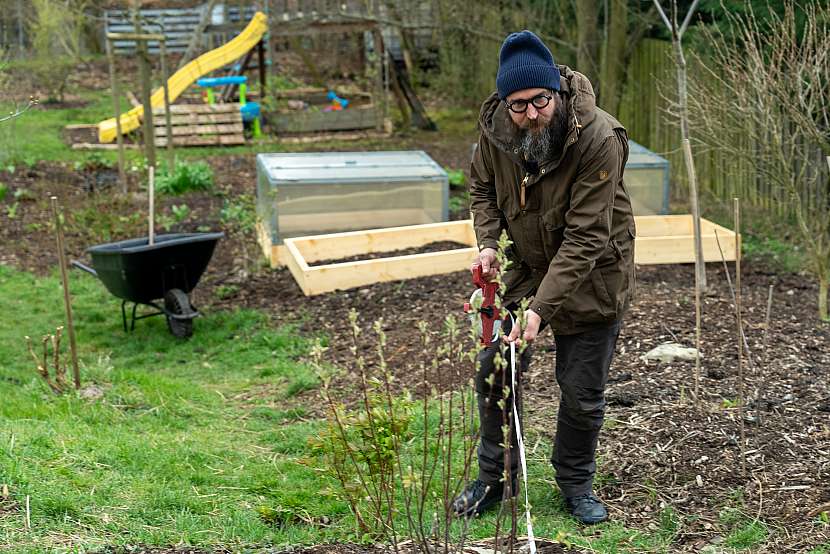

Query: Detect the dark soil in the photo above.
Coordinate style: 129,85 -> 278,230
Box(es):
309,241 -> 471,266
92,538 -> 579,554
2,149 -> 829,552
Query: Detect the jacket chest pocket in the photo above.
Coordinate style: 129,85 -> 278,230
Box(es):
540,207 -> 566,260
496,173 -> 525,220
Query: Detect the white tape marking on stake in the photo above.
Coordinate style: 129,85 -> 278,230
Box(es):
511,340 -> 536,554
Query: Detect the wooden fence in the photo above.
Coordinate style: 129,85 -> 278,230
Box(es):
104,4 -> 259,54
617,38 -> 828,218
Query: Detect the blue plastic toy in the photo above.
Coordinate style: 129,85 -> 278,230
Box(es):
195,75 -> 261,137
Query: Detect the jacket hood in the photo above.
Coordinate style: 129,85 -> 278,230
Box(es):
478,65 -> 598,157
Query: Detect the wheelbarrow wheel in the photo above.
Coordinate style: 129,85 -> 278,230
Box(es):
164,288 -> 193,338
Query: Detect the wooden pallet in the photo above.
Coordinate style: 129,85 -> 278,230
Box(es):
270,215 -> 739,296
152,103 -> 245,147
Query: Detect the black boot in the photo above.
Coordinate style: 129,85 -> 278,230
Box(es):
452,479 -> 510,518
565,493 -> 608,524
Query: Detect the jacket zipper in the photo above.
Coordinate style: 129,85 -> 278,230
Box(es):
520,173 -> 529,210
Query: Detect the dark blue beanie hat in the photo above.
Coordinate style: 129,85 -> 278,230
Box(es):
496,30 -> 560,99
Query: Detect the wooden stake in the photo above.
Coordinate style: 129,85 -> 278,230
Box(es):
159,40 -> 175,172
105,34 -> 127,194
734,197 -> 746,476
50,197 -> 80,390
148,166 -> 155,245
133,6 -> 156,170
373,28 -> 388,132
758,283 -> 774,426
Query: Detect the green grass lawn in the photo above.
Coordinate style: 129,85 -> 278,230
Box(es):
0,264 -> 345,552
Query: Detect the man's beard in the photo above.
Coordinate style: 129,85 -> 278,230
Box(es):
517,94 -> 569,164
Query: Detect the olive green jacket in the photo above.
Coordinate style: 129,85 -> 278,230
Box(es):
469,65 -> 636,334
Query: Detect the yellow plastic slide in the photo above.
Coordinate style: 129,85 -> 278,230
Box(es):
98,11 -> 268,143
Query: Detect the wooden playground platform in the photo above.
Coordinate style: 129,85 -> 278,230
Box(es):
152,103 -> 244,147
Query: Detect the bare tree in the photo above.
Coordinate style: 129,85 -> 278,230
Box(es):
653,0 -> 705,403
687,1 -> 830,320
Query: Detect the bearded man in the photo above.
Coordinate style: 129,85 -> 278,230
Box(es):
452,30 -> 636,525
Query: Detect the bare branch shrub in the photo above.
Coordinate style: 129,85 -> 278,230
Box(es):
25,327 -> 70,395
310,231 -> 530,552
687,0 -> 830,320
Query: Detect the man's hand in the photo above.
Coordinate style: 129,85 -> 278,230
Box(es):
504,309 -> 542,345
471,247 -> 499,281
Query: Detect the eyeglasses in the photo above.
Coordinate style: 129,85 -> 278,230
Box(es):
505,93 -> 553,114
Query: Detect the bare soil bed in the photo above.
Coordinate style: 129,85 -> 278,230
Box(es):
1,154 -> 828,553
308,241 -> 471,266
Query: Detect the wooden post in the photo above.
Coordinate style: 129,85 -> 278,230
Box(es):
257,39 -> 266,96
372,27 -> 387,132
50,197 -> 80,390
159,40 -> 175,171
133,8 -> 156,169
734,197 -> 745,476
149,166 -> 155,245
105,35 -> 127,194
683,138 -> 703,403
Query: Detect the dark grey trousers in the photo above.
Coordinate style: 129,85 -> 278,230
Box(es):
475,316 -> 621,498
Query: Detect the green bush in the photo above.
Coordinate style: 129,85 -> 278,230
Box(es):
154,160 -> 214,195
446,168 -> 466,187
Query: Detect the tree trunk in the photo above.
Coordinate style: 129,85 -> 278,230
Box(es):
599,0 -> 628,115
576,2 -> 600,84
820,271 -> 829,321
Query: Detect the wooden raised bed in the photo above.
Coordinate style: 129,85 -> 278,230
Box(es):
270,87 -> 380,134
634,214 -> 739,264
275,215 -> 738,296
271,105 -> 380,134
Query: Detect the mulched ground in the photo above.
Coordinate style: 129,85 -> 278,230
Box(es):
2,153 -> 829,553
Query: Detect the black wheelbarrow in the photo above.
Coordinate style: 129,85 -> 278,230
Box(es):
72,232 -> 224,338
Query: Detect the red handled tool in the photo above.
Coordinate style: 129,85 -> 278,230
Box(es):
464,265 -> 500,346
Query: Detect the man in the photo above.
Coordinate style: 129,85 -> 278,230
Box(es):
452,30 -> 636,525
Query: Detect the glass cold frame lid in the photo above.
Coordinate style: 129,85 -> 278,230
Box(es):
258,151 -> 448,185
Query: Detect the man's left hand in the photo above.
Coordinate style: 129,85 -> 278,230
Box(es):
504,309 -> 542,345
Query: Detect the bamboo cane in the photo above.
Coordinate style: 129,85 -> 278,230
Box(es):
50,197 -> 80,389
734,198 -> 745,476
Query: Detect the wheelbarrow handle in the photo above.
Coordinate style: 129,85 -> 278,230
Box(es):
71,260 -> 97,277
